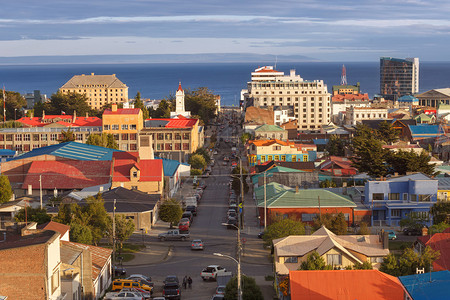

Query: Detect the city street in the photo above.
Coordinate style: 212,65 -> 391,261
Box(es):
123,113 -> 274,299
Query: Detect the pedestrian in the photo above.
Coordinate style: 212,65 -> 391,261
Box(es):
188,276 -> 192,289
182,276 -> 187,289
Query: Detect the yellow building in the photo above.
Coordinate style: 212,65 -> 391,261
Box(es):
102,104 -> 143,151
60,73 -> 128,110
247,139 -> 316,166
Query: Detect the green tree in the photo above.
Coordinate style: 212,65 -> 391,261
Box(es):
299,251 -> 333,270
399,214 -> 427,231
151,99 -> 173,118
70,222 -> 93,244
314,213 -> 348,235
34,91 -> 94,117
224,275 -> 264,300
108,215 -> 135,250
430,222 -> 450,234
190,169 -> 202,176
0,175 -> 13,203
377,121 -> 399,144
53,203 -> 78,224
158,198 -> 183,228
133,92 -> 149,121
380,246 -> 440,276
193,147 -> 211,164
319,179 -> 337,188
86,133 -> 118,149
325,135 -> 347,156
0,120 -> 23,128
262,218 -> 305,246
419,246 -> 440,273
14,207 -> 51,224
83,194 -> 111,245
353,261 -> 373,270
188,154 -> 207,170
387,150 -> 436,176
240,132 -> 252,145
185,87 -> 218,125
380,253 -> 400,276
358,222 -> 370,235
2,90 -> 26,120
59,128 -> 76,143
398,248 -> 419,276
430,201 -> 450,224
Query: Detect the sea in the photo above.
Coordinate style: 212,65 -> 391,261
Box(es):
1,61 -> 450,106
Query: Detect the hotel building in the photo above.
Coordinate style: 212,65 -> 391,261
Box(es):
60,73 -> 129,110
244,66 -> 331,132
380,57 -> 419,101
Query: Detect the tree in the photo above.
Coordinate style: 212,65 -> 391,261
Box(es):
53,203 -> 78,225
190,169 -> 202,176
108,215 -> 135,250
358,222 -> 370,235
377,121 -> 399,144
2,90 -> 26,120
59,128 -> 76,143
185,87 -> 218,125
262,218 -> 305,246
314,213 -> 348,235
399,214 -> 428,231
34,91 -> 94,117
158,198 -> 183,228
325,135 -> 347,156
299,251 -> 332,270
0,175 -> 13,203
86,133 -> 118,149
380,246 -> 440,276
133,91 -> 149,121
353,261 -> 373,270
240,132 -> 252,145
83,194 -> 111,245
193,147 -> 211,164
188,154 -> 207,170
231,165 -> 249,196
319,179 -> 337,188
380,254 -> 400,277
430,222 -> 450,234
70,222 -> 93,244
224,275 -> 264,300
386,150 -> 436,176
430,201 -> 450,224
14,207 -> 51,224
150,99 -> 173,118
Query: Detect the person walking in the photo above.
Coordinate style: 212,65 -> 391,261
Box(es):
182,276 -> 187,289
187,276 -> 192,289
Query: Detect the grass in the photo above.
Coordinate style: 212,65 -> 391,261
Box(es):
100,243 -> 146,263
389,241 -> 413,251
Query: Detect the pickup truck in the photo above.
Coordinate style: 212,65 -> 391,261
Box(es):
158,229 -> 190,241
201,265 -> 227,281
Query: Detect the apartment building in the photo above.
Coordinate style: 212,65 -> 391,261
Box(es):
380,57 -> 419,101
244,66 -> 331,132
60,73 -> 129,110
345,106 -> 388,125
102,104 -> 143,151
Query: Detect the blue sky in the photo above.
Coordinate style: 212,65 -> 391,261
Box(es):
1,0 -> 449,61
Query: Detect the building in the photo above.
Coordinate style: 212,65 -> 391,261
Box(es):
272,106 -> 295,126
364,173 -> 438,227
331,93 -> 370,124
289,270 -> 408,300
397,95 -> 419,106
382,142 -> 423,154
345,106 -> 388,125
318,156 -> 357,177
255,182 -> 357,226
243,106 -> 274,134
407,124 -> 442,143
170,82 -> 191,118
274,227 -> 389,274
380,57 -> 419,101
244,66 -> 331,132
140,117 -> 203,162
23,90 -> 47,108
156,157 -> 190,197
399,271 -> 450,300
332,82 -> 362,95
414,228 -> 450,271
60,73 -> 129,110
254,124 -> 288,141
247,139 -> 317,166
416,88 -> 450,108
102,104 -> 143,151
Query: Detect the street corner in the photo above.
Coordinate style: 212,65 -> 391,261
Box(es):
121,243 -> 172,266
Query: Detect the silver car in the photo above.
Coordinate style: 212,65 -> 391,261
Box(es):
191,239 -> 204,250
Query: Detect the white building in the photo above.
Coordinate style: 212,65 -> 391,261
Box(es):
273,106 -> 296,126
170,82 -> 191,118
244,66 -> 331,132
345,106 -> 388,125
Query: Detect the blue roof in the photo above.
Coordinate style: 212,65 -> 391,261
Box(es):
409,125 -> 440,136
155,157 -> 180,176
399,271 -> 450,300
398,95 -> 418,102
0,149 -> 16,156
13,142 -> 120,161
313,139 -> 328,145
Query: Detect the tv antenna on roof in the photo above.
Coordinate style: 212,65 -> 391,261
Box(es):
341,64 -> 347,85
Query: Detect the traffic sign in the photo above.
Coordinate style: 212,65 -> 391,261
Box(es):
238,203 -> 243,208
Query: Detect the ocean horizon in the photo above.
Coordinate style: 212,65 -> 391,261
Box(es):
1,61 -> 449,107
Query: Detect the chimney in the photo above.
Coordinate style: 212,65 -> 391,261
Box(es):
86,112 -> 89,118
112,104 -> 118,112
422,227 -> 428,236
99,186 -> 104,192
290,69 -> 296,77
380,230 -> 389,249
72,110 -> 76,123
42,110 -> 45,119
295,186 -> 299,193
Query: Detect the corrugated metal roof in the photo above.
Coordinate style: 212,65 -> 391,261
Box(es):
255,124 -> 285,132
103,108 -> 140,115
399,271 -> 450,300
156,157 -> 180,177
409,125 -> 440,135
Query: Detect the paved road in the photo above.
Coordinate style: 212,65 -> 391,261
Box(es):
125,116 -> 273,299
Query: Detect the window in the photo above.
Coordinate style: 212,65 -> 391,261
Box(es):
281,155 -> 286,161
130,144 -> 137,150
157,133 -> 164,140
165,143 -> 173,150
292,155 -> 297,162
175,143 -> 181,150
104,125 -> 110,130
182,143 -> 189,150
130,124 -> 137,130
33,134 -> 39,141
15,134 -> 22,141
111,124 -> 119,130
122,133 -> 128,140
302,213 -> 318,222
51,269 -> 60,293
370,257 -> 384,263
327,254 -> 342,265
388,193 -> 400,200
373,193 -> 384,200
391,209 -> 401,217
157,143 -> 163,150
132,171 -> 138,178
273,145 -> 281,151
41,134 -> 48,141
403,193 -> 408,201
121,124 -> 128,130
261,155 -> 266,163
50,134 -> 58,141
165,133 -> 172,140
411,194 -> 417,201
76,134 -> 83,140
130,133 -> 137,140
274,155 -> 280,161
183,133 -> 190,140
24,134 -> 30,141
284,257 -> 298,263
418,195 -> 431,202
175,133 -> 181,140
303,155 -> 308,161
268,155 -> 273,161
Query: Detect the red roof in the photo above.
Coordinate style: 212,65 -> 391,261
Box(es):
37,221 -> 70,238
22,160 -> 111,189
332,93 -> 369,102
103,108 -> 141,115
417,230 -> 450,271
289,270 -> 406,300
255,66 -> 280,73
16,115 -> 101,127
145,118 -> 198,128
177,82 -> 183,92
112,152 -> 163,182
319,156 -> 357,171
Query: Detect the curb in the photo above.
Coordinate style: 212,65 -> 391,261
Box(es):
121,245 -> 172,267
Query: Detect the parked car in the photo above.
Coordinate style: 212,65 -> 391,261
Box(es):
211,295 -> 225,300
127,274 -> 152,282
111,279 -> 153,293
178,220 -> 189,232
226,217 -> 238,229
215,285 -> 226,295
162,282 -> 181,300
113,265 -> 127,276
191,239 -> 204,250
104,291 -> 144,300
182,211 -> 194,223
164,275 -> 180,284
387,230 -> 397,240
185,205 -> 197,216
258,232 -> 265,239
116,288 -> 151,299
403,227 -> 422,236
201,265 -> 227,281
158,229 -> 190,241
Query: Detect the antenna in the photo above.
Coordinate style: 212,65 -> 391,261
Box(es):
341,65 -> 347,85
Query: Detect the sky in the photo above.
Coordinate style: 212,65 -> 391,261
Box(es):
1,0 -> 449,62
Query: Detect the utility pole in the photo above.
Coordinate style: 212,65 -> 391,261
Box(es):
112,199 -> 116,273
318,196 -> 322,218
39,174 -> 43,209
264,171 -> 267,229
239,158 -> 244,230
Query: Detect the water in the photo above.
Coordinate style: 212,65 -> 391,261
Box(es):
0,62 -> 449,106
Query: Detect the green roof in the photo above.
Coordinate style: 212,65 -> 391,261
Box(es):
254,124 -> 285,132
257,188 -> 356,208
252,166 -> 305,184
414,113 -> 433,121
254,182 -> 292,203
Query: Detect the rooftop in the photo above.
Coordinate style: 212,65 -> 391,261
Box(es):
399,271 -> 450,300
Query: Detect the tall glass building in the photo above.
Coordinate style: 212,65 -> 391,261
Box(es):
380,57 -> 419,101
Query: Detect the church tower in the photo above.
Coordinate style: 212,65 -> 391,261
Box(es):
175,82 -> 185,114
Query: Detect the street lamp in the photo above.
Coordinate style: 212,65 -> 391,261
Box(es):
221,222 -> 242,300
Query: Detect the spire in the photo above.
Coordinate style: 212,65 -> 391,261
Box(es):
341,64 -> 347,85
177,82 -> 183,92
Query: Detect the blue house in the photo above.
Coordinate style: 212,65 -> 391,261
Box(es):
364,173 -> 438,227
